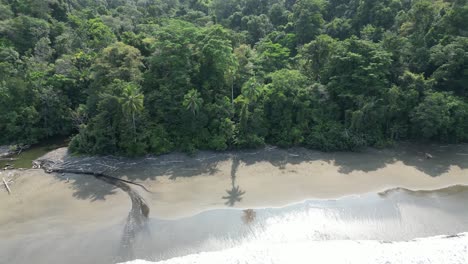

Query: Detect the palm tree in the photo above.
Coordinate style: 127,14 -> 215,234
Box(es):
239,98 -> 250,129
121,83 -> 144,142
242,77 -> 261,102
237,78 -> 260,130
183,89 -> 203,115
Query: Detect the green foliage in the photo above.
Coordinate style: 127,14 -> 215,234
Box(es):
91,42 -> 142,86
299,34 -> 337,81
256,39 -> 290,73
264,69 -> 312,146
305,121 -> 365,151
411,92 -> 467,141
183,89 -> 203,115
1,0 -> 468,155
429,37 -> 468,96
292,0 -> 326,44
2,15 -> 50,54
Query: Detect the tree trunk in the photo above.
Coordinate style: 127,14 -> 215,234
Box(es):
132,112 -> 136,143
231,81 -> 234,108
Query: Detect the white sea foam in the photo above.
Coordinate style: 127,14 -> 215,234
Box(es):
119,204 -> 468,264
120,233 -> 468,264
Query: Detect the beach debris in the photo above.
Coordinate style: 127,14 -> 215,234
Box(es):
0,158 -> 18,161
32,161 -> 41,169
2,177 -> 12,194
36,158 -> 151,220
425,153 -> 433,159
242,209 -> 256,225
3,164 -> 14,170
16,144 -> 30,155
265,145 -> 277,151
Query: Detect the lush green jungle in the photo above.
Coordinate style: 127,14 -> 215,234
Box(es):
0,0 -> 467,155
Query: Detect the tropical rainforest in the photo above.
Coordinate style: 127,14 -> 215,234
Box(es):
0,0 -> 467,155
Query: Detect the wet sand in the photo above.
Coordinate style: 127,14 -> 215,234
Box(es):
2,143 -> 468,263
51,142 -> 468,218
12,143 -> 467,219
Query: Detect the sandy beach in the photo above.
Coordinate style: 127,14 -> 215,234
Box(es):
2,143 -> 468,220
139,144 -> 468,218
2,143 -> 468,263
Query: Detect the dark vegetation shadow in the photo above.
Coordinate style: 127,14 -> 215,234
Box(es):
39,142 -> 468,203
393,143 -> 468,177
64,172 -> 118,201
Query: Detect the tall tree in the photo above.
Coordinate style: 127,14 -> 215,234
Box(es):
121,83 -> 144,142
292,0 -> 326,44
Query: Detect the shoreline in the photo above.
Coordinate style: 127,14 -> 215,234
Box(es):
2,143 -> 468,263
2,143 -> 468,219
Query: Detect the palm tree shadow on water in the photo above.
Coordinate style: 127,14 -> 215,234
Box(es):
222,155 -> 246,207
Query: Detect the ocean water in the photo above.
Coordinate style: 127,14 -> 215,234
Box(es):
122,233 -> 468,264
4,187 -> 468,264
118,188 -> 468,264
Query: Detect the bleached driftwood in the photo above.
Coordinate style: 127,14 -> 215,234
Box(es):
2,177 -> 11,194
0,158 -> 18,161
3,165 -> 14,170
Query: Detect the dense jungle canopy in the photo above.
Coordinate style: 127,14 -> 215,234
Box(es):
0,0 -> 467,155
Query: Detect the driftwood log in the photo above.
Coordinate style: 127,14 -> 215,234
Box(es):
2,177 -> 11,194
36,159 -> 150,218
44,168 -> 151,193
0,158 -> 18,161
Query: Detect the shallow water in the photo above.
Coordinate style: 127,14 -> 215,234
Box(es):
131,186 -> 468,262
0,138 -> 68,169
3,186 -> 468,264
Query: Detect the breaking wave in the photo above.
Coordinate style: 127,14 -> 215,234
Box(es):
120,232 -> 468,264
116,186 -> 468,264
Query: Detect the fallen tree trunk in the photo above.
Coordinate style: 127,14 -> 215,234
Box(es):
36,159 -> 150,218
44,168 -> 151,193
0,158 -> 18,161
